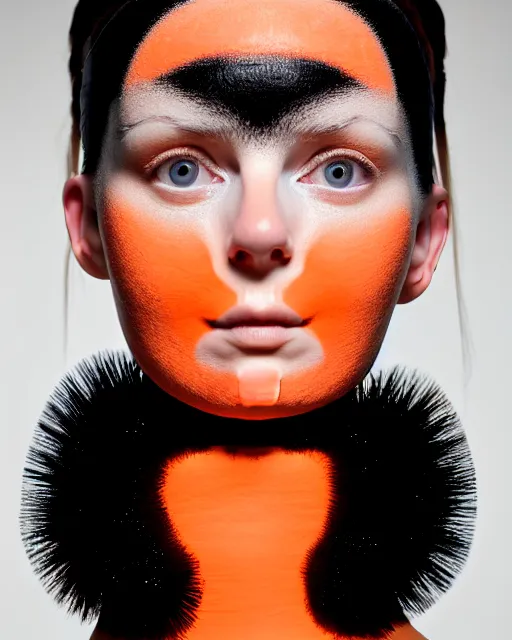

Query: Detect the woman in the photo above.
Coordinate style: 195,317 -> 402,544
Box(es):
21,1 -> 476,639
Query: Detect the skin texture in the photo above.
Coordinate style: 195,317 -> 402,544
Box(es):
64,0 -> 449,419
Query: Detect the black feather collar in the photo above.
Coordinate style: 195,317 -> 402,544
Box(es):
21,351 -> 477,640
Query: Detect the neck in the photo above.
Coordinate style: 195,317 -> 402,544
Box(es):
90,448 -> 429,640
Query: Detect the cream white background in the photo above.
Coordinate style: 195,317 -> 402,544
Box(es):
1,0 -> 510,637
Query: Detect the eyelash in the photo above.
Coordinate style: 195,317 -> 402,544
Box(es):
144,147 -> 223,182
144,146 -> 378,190
297,148 -> 378,182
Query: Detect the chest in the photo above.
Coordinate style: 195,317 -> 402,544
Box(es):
161,449 -> 334,639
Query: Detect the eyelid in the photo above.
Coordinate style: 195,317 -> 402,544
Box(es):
143,146 -> 225,180
296,148 -> 378,181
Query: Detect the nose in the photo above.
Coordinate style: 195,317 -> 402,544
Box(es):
228,178 -> 292,278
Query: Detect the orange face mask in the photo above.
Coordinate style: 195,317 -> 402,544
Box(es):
101,0 -> 415,418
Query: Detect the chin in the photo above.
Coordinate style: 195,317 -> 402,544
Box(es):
129,335 -> 377,421
149,371 -> 356,421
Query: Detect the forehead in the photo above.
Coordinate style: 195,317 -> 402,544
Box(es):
125,0 -> 396,97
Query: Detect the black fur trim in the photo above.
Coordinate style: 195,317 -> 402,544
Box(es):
304,369 -> 477,638
21,351 -> 476,639
21,352 -> 201,640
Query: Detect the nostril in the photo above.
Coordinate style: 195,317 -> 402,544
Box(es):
229,249 -> 255,270
270,248 -> 291,265
233,249 -> 250,264
228,246 -> 291,274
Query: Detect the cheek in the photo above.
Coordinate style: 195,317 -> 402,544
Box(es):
282,206 -> 413,404
100,192 -> 237,397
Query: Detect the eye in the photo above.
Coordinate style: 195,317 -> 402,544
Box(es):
167,159 -> 199,186
324,161 -> 355,188
154,156 -> 218,189
300,156 -> 374,190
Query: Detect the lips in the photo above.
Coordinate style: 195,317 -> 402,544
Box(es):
209,306 -> 308,330
207,306 -> 309,350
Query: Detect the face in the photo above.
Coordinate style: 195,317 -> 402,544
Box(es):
74,0 -> 444,419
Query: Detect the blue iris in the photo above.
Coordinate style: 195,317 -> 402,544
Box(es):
169,160 -> 199,187
325,161 -> 354,188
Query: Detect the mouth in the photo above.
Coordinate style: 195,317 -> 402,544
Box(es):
206,306 -> 310,350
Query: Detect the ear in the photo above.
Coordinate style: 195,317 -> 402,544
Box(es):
398,184 -> 449,304
63,174 -> 109,280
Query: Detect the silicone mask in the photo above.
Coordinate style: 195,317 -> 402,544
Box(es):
100,0 -> 417,419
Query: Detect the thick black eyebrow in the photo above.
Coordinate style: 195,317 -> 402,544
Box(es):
156,56 -> 362,131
